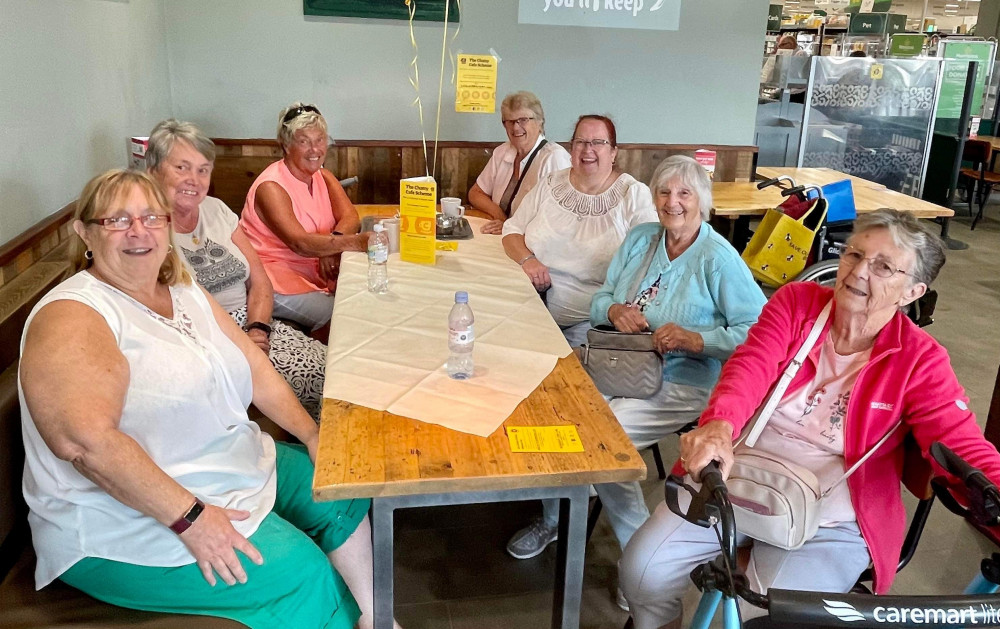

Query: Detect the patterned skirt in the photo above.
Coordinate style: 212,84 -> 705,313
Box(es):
230,306 -> 326,421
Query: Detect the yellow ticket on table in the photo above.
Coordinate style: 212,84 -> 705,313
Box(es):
506,426 -> 584,453
435,241 -> 458,251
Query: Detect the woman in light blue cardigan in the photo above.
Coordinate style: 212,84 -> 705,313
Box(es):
589,156 -> 767,556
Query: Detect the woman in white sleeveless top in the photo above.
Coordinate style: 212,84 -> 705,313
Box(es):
18,170 -> 397,629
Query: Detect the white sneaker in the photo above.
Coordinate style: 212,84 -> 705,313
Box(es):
506,518 -> 559,559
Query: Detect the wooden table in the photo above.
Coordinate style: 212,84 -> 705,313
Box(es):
755,166 -> 889,191
712,175 -> 954,219
315,205 -> 645,629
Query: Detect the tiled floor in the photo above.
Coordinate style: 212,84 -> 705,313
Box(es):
392,208 -> 1000,629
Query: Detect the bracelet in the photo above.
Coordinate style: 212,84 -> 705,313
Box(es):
169,498 -> 205,535
518,254 -> 536,266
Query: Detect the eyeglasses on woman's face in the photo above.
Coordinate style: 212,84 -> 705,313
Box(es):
570,138 -> 612,150
86,214 -> 171,231
502,116 -> 535,129
840,245 -> 909,279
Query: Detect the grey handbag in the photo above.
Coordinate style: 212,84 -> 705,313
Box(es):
579,228 -> 664,399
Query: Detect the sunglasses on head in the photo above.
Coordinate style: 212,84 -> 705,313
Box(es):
282,105 -> 321,125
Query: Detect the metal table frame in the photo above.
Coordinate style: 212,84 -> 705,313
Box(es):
372,484 -> 590,629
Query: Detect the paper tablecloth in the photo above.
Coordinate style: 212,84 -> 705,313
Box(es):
323,217 -> 572,437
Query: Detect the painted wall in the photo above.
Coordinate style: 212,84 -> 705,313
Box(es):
0,0 -> 174,244
163,0 -> 770,146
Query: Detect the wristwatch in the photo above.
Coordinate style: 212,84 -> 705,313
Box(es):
169,498 -> 205,534
243,321 -> 273,338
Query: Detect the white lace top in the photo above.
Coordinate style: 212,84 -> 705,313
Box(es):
503,168 -> 658,326
19,272 -> 276,588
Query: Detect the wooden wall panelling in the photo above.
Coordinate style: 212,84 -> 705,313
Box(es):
209,139 -> 758,209
209,156 -> 277,215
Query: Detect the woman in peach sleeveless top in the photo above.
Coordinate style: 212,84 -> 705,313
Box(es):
240,102 -> 366,331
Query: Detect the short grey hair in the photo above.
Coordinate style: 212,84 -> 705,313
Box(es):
146,119 -> 216,172
277,101 -> 328,153
852,209 -> 946,286
648,155 -> 713,221
500,91 -> 545,133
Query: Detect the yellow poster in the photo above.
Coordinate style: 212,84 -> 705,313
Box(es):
455,54 -> 497,114
399,177 -> 437,265
506,426 -> 584,453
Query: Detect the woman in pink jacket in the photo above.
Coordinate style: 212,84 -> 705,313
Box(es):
620,209 -> 1000,629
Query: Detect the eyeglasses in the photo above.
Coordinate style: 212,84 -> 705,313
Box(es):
571,138 -> 613,150
502,116 -> 535,128
841,246 -> 908,278
86,214 -> 171,231
282,105 -> 321,125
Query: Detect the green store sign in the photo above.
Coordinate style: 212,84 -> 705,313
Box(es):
889,34 -> 925,57
767,4 -> 782,32
849,12 -> 906,35
937,41 -> 995,119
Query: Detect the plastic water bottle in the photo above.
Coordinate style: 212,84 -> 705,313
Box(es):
367,224 -> 389,294
447,291 -> 475,379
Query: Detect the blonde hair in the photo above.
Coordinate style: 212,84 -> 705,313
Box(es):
72,169 -> 191,286
276,101 -> 329,153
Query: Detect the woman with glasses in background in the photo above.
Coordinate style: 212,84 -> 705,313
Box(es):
240,102 -> 367,332
501,114 -> 657,560
470,91 -> 571,235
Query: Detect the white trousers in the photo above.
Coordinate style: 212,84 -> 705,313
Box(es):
542,382 -> 709,551
273,291 -> 335,331
620,498 -> 871,629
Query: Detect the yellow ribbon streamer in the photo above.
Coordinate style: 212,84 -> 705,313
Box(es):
406,0 -> 431,177
431,0 -> 451,180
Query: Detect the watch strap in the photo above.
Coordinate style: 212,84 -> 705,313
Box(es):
243,321 -> 273,337
169,498 -> 205,534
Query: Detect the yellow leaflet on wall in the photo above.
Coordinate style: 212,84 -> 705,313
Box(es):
506,426 -> 584,453
400,177 -> 437,265
455,54 -> 497,114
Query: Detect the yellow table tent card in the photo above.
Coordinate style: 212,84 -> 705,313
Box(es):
399,177 -> 437,265
506,426 -> 584,453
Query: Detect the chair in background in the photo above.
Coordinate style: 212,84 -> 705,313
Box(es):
958,139 -> 1000,230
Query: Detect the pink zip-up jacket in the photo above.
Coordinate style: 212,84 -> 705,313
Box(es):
697,281 -> 1000,594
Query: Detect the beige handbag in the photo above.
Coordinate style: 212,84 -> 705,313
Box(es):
579,229 -> 664,399
728,301 -> 901,550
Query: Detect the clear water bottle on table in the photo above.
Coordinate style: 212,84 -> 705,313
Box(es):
447,291 -> 475,380
367,224 -> 389,294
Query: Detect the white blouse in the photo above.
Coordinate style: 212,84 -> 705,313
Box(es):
476,136 -> 572,214
19,272 -> 276,588
503,168 -> 658,327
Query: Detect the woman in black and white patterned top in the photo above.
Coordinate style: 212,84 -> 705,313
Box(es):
147,119 -> 326,420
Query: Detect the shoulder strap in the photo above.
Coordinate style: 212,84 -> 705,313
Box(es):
820,420 -> 903,498
626,227 -> 665,303
743,300 -> 833,447
502,139 -> 548,217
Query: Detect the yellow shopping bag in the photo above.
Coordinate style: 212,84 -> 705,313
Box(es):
741,199 -> 828,287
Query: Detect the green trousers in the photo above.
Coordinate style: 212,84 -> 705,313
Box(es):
60,443 -> 370,629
